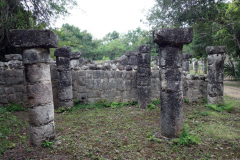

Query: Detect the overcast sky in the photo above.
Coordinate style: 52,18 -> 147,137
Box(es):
54,0 -> 156,39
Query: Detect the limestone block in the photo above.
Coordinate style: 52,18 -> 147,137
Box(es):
123,91 -> 130,99
129,89 -> 137,98
101,79 -> 109,90
77,93 -> 87,101
50,64 -> 57,80
159,46 -> 182,68
56,57 -> 70,70
208,95 -> 224,104
93,79 -> 102,90
57,70 -> 72,87
5,87 -> 14,95
160,91 -> 183,138
93,70 -> 104,79
126,50 -> 137,56
182,53 -> 191,59
54,46 -> 71,58
78,77 -> 86,86
151,71 -> 159,78
28,104 -> 54,126
78,86 -> 86,93
86,79 -> 94,89
131,79 -> 137,88
115,90 -> 122,96
5,54 -> 22,61
87,98 -> 95,105
153,28 -> 193,45
206,46 -> 227,55
137,77 -> 151,86
137,53 -> 151,65
58,86 -> 73,101
128,56 -> 138,65
109,78 -> 116,89
29,121 -> 55,146
124,71 -> 132,80
137,44 -> 151,53
25,63 -> 51,83
124,80 -> 132,91
0,85 -> 5,95
87,90 -> 94,98
27,82 -> 53,106
86,70 -> 93,79
70,51 -> 81,59
10,29 -> 58,48
207,83 -> 223,97
0,95 -> 8,103
94,90 -> 101,98
115,71 -> 123,78
58,100 -> 74,109
116,79 -> 124,90
137,67 -> 151,77
70,59 -> 79,69
105,71 -> 115,78
7,94 -> 17,103
137,86 -> 151,109
23,48 -> 50,64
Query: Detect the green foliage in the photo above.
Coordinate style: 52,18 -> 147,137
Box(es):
147,99 -> 160,110
41,140 -> 53,148
173,125 -> 200,146
224,60 -> 240,81
184,99 -> 190,104
205,104 -> 233,112
6,103 -> 24,112
201,97 -> 208,104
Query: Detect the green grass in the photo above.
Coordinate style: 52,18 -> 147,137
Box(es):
1,96 -> 240,159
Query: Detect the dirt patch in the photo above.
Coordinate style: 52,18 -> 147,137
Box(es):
224,81 -> 240,99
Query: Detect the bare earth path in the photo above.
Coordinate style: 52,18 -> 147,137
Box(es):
224,81 -> 240,99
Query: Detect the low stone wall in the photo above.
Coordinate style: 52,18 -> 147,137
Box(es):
0,55 -> 207,108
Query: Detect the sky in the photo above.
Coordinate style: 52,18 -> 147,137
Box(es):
54,0 -> 156,39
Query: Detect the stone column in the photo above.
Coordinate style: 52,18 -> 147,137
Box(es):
182,53 -> 191,73
153,28 -> 193,138
206,46 -> 226,104
193,59 -> 198,74
9,29 -> 58,146
54,47 -> 74,109
137,45 -> 151,109
203,58 -> 207,74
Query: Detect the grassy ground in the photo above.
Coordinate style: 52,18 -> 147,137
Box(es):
1,96 -> 240,159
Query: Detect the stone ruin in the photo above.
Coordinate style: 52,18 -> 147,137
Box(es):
1,28 -> 226,146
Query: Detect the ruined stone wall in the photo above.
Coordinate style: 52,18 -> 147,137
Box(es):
0,56 -> 28,107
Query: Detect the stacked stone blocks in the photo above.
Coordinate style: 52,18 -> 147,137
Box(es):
10,29 -> 57,146
206,46 -> 226,104
153,28 -> 193,138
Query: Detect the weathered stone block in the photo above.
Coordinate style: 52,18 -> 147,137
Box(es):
206,46 -> 227,55
182,53 -> 191,59
86,70 -> 93,79
58,86 -> 73,101
137,78 -> 151,86
70,51 -> 81,59
105,71 -> 115,78
93,70 -> 104,79
137,53 -> 151,65
116,79 -> 124,90
58,100 -> 73,109
29,121 -> 55,146
27,82 -> 53,106
160,91 -> 183,138
87,90 -> 94,98
77,93 -> 87,101
153,28 -> 193,45
0,95 -> 8,103
78,86 -> 86,93
78,77 -> 86,86
137,44 -> 151,53
137,86 -> 151,109
10,29 -> 58,48
5,87 -> 14,95
25,63 -> 51,83
207,83 -> 223,97
159,46 -> 182,67
23,48 -> 50,64
93,79 -> 102,90
28,103 -> 54,126
126,50 -> 137,56
151,71 -> 159,78
137,67 -> 151,77
7,94 -> 17,103
123,71 -> 132,80
56,57 -> 70,69
124,80 -> 132,91
5,54 -> 22,61
128,56 -> 138,65
50,64 -> 57,80
0,85 -> 5,95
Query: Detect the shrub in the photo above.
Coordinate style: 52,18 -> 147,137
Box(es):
6,103 -> 24,112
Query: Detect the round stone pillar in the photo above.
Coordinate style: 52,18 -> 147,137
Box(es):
182,53 -> 192,73
153,28 -> 193,138
54,47 -> 75,109
206,46 -> 226,104
9,29 -> 58,146
137,45 -> 151,109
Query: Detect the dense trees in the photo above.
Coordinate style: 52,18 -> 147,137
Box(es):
146,0 -> 240,58
0,0 -> 77,60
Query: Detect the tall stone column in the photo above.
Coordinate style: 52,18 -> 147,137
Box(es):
9,29 -> 58,146
193,59 -> 198,74
54,47 -> 74,109
203,58 -> 208,74
206,46 -> 226,104
182,53 -> 191,73
153,28 -> 193,138
137,45 -> 151,109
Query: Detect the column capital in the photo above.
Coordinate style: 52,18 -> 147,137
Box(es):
206,46 -> 227,55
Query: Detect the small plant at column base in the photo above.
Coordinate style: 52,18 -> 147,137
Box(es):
184,99 -> 190,104
41,140 -> 53,149
6,103 -> 25,112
